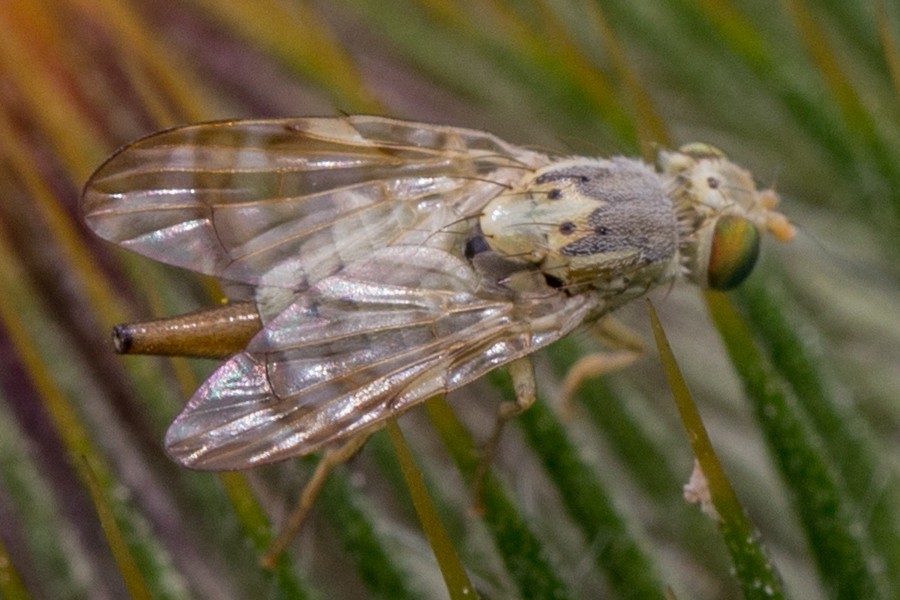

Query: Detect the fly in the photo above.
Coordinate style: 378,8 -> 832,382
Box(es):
82,116 -> 795,470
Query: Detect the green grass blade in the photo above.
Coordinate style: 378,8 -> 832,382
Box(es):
319,460 -> 422,600
80,457 -> 153,600
426,397 -> 574,600
705,291 -> 888,600
648,300 -> 786,599
785,0 -> 900,217
388,418 -> 478,600
663,0 -> 858,174
735,276 -> 900,596
514,390 -> 667,600
217,472 -> 313,598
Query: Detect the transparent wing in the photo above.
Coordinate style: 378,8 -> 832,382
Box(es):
165,246 -> 600,469
83,116 -> 545,287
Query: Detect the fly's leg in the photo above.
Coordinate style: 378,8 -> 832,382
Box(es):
473,356 -> 537,506
261,432 -> 371,569
559,317 -> 644,417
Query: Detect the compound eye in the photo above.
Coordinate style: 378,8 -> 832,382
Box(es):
707,216 -> 760,290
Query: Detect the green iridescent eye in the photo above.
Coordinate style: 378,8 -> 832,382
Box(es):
707,216 -> 760,290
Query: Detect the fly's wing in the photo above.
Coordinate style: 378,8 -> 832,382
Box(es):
165,245 -> 600,469
83,116 -> 545,288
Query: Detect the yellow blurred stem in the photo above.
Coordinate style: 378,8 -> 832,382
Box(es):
218,472 -> 270,545
0,220 -> 110,492
387,418 -> 479,600
694,0 -> 771,64
0,2 -> 107,182
0,107 -> 128,328
876,0 -> 900,103
786,0 -> 878,138
584,1 -> 672,158
80,457 -> 153,600
65,0 -> 214,124
186,0 -> 383,113
0,532 -> 31,600
528,2 -> 623,120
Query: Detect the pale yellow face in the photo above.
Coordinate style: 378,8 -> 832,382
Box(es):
660,143 -> 795,290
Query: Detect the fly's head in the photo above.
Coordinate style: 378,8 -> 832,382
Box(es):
660,143 -> 795,290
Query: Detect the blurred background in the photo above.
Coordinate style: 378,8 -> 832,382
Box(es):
1,1 -> 899,599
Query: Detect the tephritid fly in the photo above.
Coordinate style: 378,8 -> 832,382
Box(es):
82,116 -> 795,470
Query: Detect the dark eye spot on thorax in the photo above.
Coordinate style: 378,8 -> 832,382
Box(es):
559,221 -> 576,235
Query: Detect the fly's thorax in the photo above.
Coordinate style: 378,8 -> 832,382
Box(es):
660,143 -> 796,290
478,157 -> 680,291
